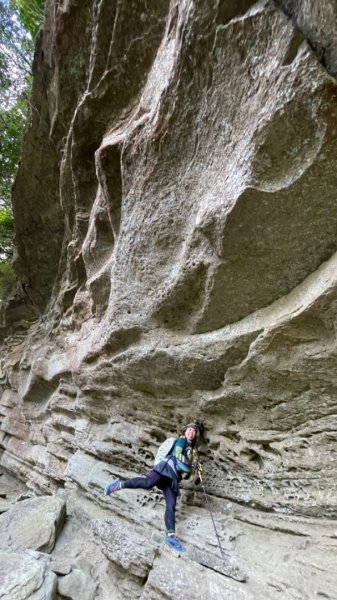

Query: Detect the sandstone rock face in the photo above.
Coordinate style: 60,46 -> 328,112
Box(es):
0,496 -> 65,553
57,567 -> 96,600
2,0 -> 337,597
0,551 -> 57,600
93,518 -> 158,580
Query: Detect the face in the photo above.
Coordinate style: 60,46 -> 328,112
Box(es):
185,427 -> 196,442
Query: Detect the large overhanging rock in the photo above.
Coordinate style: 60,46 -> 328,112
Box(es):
2,0 -> 337,596
1,0 -> 337,512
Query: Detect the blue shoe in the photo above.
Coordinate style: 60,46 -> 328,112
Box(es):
104,480 -> 122,495
164,535 -> 186,553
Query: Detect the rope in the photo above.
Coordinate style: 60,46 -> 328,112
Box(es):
197,464 -> 226,561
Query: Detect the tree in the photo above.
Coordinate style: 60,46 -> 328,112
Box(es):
12,0 -> 45,38
0,206 -> 14,254
0,0 -> 44,301
0,257 -> 14,298
0,98 -> 26,208
0,0 -> 35,109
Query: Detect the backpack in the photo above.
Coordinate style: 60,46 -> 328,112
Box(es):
154,437 -> 176,466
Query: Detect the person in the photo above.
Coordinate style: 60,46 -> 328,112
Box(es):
103,422 -> 202,553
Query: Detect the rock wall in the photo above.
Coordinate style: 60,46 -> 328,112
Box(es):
2,0 -> 337,597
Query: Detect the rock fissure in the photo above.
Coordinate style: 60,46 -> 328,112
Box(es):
274,0 -> 337,79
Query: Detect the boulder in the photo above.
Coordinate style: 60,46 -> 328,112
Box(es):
0,551 -> 57,600
57,568 -> 96,600
93,519 -> 157,580
0,496 -> 66,554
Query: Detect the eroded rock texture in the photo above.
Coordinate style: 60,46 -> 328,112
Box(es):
2,0 -> 337,597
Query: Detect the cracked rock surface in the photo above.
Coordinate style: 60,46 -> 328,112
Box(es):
2,0 -> 337,597
0,473 -> 336,599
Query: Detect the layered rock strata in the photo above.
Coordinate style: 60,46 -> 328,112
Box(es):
2,0 -> 337,597
1,470 -> 337,599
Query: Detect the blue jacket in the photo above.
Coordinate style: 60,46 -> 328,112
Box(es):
153,437 -> 195,495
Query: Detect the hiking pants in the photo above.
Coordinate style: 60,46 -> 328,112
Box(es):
123,470 -> 177,533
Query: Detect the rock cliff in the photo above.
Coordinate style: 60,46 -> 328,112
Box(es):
1,0 -> 337,598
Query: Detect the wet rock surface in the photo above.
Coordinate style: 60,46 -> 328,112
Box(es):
1,0 -> 337,597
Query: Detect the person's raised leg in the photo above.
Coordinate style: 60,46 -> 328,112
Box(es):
104,480 -> 122,495
104,470 -> 161,495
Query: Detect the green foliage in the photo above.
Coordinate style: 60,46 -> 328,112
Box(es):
0,98 -> 26,208
11,0 -> 45,38
0,207 -> 14,256
0,258 -> 15,300
0,0 -> 33,109
0,0 -> 44,299
0,0 -> 34,210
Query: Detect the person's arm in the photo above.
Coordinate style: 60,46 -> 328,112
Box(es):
173,438 -> 192,473
173,437 -> 186,462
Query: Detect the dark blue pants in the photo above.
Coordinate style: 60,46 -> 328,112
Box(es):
123,470 -> 177,533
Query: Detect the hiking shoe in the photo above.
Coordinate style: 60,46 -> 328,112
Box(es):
104,480 -> 122,495
164,535 -> 186,553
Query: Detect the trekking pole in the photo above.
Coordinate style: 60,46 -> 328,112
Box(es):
197,463 -> 226,561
